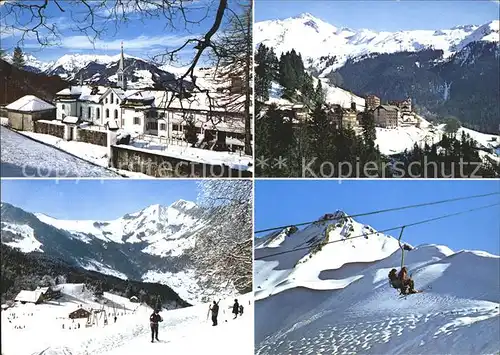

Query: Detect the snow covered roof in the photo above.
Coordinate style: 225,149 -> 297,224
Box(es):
62,116 -> 79,124
36,287 -> 50,294
6,95 -> 55,112
105,119 -> 119,130
377,105 -> 400,112
159,92 -> 245,113
56,85 -> 107,101
124,90 -> 156,101
15,290 -> 43,303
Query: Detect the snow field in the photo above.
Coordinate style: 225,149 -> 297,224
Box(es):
1,284 -> 253,355
254,217 -> 500,354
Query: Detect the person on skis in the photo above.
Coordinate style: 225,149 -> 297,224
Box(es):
388,266 -> 417,295
232,299 -> 239,319
149,309 -> 163,342
209,300 -> 220,326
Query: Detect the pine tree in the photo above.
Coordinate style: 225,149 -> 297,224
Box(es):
360,111 -> 376,148
12,46 -> 25,68
313,80 -> 326,106
255,44 -> 278,103
301,73 -> 315,106
308,103 -> 334,174
255,104 -> 294,176
184,116 -> 198,147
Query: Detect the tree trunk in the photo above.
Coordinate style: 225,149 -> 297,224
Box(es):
244,5 -> 252,156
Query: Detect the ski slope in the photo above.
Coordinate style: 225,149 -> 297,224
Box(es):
1,284 -> 253,355
375,118 -> 500,157
254,214 -> 500,354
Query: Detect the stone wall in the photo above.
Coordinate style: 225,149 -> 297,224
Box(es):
34,120 -> 65,139
76,128 -> 108,147
8,110 -> 56,131
110,145 -> 252,178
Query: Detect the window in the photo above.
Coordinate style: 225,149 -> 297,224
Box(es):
116,99 -> 119,104
114,109 -> 118,119
196,127 -> 202,134
105,98 -> 108,104
88,107 -> 91,118
134,117 -> 140,125
62,104 -> 65,110
79,107 -> 82,117
111,93 -> 114,103
121,118 -> 125,127
173,124 -> 180,131
106,109 -> 109,118
147,122 -> 158,130
97,108 -> 100,119
160,123 -> 166,131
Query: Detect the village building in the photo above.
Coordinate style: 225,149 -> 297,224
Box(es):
373,105 -> 400,128
53,44 -> 248,152
260,97 -> 308,124
36,286 -> 62,301
14,290 -> 44,305
4,95 -> 56,131
365,95 -> 381,111
69,308 -> 91,319
327,103 -> 358,130
388,98 -> 412,113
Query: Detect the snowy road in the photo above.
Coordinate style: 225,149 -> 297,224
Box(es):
0,126 -> 120,177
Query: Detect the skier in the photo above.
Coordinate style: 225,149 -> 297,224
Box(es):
239,304 -> 244,316
232,299 -> 239,319
114,316 -> 117,323
388,267 -> 417,295
209,300 -> 220,326
149,309 -> 163,343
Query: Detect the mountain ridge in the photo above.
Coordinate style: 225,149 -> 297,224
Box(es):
1,200 -> 247,304
255,13 -> 498,75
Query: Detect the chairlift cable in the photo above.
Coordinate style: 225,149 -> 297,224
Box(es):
254,202 -> 499,260
254,191 -> 499,234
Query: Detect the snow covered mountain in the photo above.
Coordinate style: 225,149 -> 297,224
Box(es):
1,201 -> 246,304
255,13 -> 499,75
254,212 -> 500,354
6,52 -> 182,89
256,14 -> 500,133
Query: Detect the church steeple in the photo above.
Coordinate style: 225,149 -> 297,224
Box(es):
117,42 -> 127,90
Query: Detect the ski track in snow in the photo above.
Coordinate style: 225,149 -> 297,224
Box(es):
257,304 -> 499,355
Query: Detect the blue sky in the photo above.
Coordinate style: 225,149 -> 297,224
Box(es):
255,0 -> 499,31
0,179 -> 199,220
0,0 -> 245,63
255,180 -> 500,255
